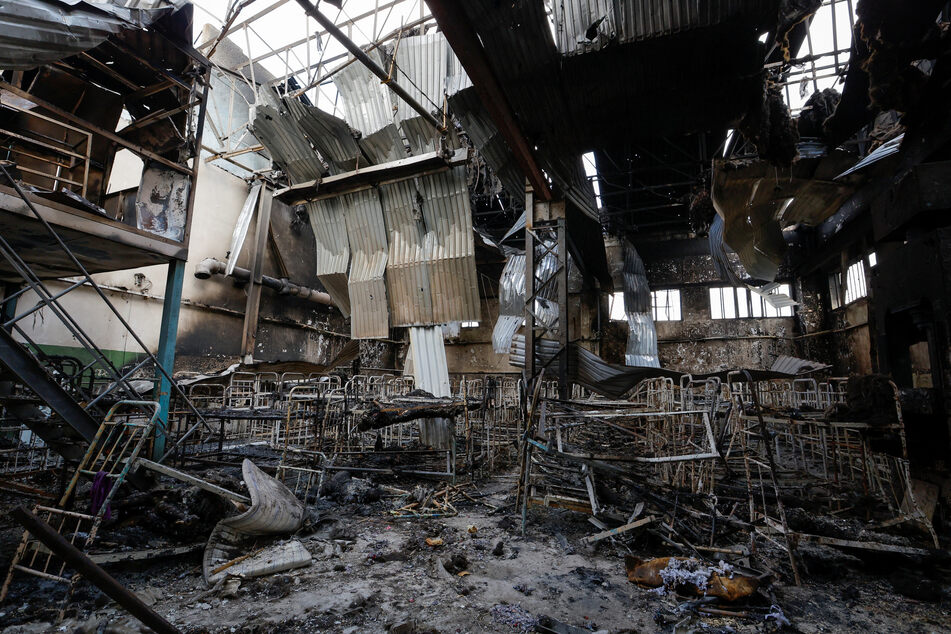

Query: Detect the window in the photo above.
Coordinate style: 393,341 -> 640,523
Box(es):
651,289 -> 682,321
609,291 -> 626,321
461,321 -> 479,328
829,258 -> 869,310
710,285 -> 794,319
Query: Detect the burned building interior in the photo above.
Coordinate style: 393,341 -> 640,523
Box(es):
3,0 -> 951,632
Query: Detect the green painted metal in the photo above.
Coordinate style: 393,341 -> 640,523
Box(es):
153,259 -> 186,460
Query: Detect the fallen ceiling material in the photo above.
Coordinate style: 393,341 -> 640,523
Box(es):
0,0 -> 181,70
492,254 -> 526,354
711,153 -> 862,281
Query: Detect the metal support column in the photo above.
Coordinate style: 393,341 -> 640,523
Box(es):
523,188 -> 569,397
154,259 -> 186,460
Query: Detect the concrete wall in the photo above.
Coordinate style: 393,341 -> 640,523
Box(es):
13,160 -> 351,374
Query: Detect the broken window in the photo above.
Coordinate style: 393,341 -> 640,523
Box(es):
829,258 -> 870,310
709,285 -> 794,319
651,289 -> 682,322
609,291 -> 626,321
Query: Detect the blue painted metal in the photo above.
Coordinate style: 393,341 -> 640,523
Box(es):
153,259 -> 186,460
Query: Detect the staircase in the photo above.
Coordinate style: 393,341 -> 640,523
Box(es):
0,163 -> 205,462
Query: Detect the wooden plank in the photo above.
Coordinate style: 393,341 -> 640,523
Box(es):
138,458 -> 249,504
582,515 -> 655,544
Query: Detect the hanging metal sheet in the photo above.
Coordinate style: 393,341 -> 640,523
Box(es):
392,33 -> 451,123
492,253 -> 526,353
226,182 -> 262,276
334,56 -> 394,136
409,326 -> 451,397
359,124 -> 405,164
250,104 -> 324,185
284,97 -> 361,174
381,179 -> 434,326
344,188 -> 389,339
306,197 -> 351,316
419,166 -> 481,325
622,241 -> 660,368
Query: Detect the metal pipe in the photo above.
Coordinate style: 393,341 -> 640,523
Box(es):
292,0 -> 444,133
195,257 -> 333,306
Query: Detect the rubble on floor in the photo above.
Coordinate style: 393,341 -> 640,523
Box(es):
0,373 -> 949,633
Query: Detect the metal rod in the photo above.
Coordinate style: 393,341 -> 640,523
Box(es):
11,506 -> 180,634
292,0 -> 444,133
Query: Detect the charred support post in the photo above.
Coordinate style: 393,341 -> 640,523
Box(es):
241,186 -> 274,362
11,506 -> 181,634
154,258 -> 186,460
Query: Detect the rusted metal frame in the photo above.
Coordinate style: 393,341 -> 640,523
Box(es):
241,186 -> 274,361
180,76 -> 210,251
203,144 -> 265,163
425,0 -> 552,200
0,82 -> 189,175
293,0 -> 444,133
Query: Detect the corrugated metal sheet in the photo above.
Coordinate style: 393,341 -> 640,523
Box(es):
250,105 -> 324,185
392,33 -> 450,123
343,188 -> 389,339
359,124 -> 404,164
306,197 -> 351,316
334,54 -> 394,136
0,0 -> 175,70
622,241 -> 659,368
510,335 -> 679,399
381,179 -> 434,326
408,326 -> 451,397
419,166 -> 481,324
771,355 -> 830,375
448,87 -> 524,197
836,134 -> 904,179
492,254 -> 526,353
284,98 -> 361,174
548,0 -> 771,55
226,182 -> 262,275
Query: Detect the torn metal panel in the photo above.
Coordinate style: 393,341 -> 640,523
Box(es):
419,166 -> 481,324
344,188 -> 390,339
134,162 -> 190,242
334,56 -> 395,136
250,104 -> 324,185
306,197 -> 351,316
492,254 -> 526,353
284,97 -> 361,174
770,355 -> 831,375
359,123 -> 405,164
510,335 -> 681,398
203,459 -> 306,584
408,326 -> 450,397
392,33 -> 453,123
548,0 -> 773,55
712,155 -> 860,281
447,87 -> 523,196
402,115 -> 460,156
0,0 -> 177,70
381,179 -> 434,326
226,182 -> 262,276
622,241 -> 659,368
